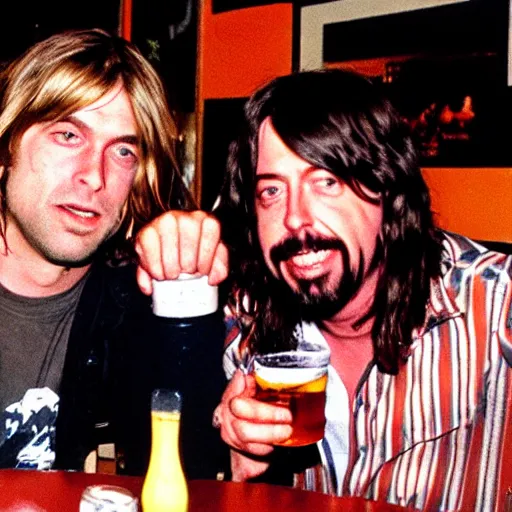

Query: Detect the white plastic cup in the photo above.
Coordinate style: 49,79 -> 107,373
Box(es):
152,273 -> 218,318
79,485 -> 139,512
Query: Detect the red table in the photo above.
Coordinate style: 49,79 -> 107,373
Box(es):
0,469 -> 406,511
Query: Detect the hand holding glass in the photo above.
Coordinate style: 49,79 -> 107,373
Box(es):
250,345 -> 330,447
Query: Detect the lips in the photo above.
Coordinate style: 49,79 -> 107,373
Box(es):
290,249 -> 330,267
62,205 -> 97,218
59,202 -> 100,217
57,203 -> 102,232
284,249 -> 334,280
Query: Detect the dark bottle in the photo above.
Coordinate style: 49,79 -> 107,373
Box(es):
149,274 -> 227,480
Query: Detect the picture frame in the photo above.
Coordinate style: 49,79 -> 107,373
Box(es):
295,0 -> 512,167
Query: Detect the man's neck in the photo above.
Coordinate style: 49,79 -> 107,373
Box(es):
320,266 -> 379,341
0,236 -> 90,298
319,267 -> 380,401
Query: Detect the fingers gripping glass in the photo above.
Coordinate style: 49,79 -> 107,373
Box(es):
249,345 -> 330,447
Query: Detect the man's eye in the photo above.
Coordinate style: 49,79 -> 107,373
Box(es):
113,145 -> 138,167
55,131 -> 78,143
257,185 -> 282,203
314,175 -> 342,193
322,177 -> 338,187
261,186 -> 279,198
118,146 -> 134,158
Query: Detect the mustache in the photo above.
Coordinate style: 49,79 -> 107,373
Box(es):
270,232 -> 346,268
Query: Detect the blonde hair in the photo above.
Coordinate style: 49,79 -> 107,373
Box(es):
0,28 -> 193,246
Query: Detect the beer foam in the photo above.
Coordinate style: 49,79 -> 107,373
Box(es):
254,362 -> 325,386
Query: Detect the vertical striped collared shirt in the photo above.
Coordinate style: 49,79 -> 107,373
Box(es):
223,232 -> 512,511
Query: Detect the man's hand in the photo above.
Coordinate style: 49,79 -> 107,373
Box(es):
135,211 -> 228,295
214,369 -> 293,481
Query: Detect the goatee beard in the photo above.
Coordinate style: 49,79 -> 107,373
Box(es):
296,243 -> 364,321
270,232 -> 382,321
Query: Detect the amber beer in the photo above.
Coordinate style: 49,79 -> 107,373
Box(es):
253,349 -> 329,447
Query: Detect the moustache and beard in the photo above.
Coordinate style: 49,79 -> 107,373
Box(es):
268,232 -> 382,322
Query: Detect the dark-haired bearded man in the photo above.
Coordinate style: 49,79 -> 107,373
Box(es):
206,70 -> 512,511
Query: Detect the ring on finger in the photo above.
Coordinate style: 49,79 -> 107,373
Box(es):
212,407 -> 222,429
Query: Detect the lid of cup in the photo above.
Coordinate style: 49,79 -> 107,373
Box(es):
152,273 -> 218,318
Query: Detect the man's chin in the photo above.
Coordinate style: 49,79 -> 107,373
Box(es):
295,273 -> 339,298
292,284 -> 342,320
294,273 -> 359,321
45,251 -> 97,268
297,294 -> 346,321
40,241 -> 103,268
44,230 -> 116,267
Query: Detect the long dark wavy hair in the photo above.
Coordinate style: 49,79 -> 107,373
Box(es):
216,69 -> 443,375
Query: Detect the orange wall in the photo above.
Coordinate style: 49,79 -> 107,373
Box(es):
196,1 -> 293,202
198,1 -> 293,100
422,168 -> 512,243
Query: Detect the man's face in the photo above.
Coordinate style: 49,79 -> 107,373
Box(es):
5,84 -> 140,266
255,118 -> 383,317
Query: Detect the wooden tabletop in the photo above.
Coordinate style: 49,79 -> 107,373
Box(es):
0,469 -> 405,511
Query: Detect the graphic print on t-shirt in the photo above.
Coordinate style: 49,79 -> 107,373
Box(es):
0,387 -> 58,469
0,276 -> 87,470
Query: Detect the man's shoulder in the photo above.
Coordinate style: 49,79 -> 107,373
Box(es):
435,232 -> 511,317
420,230 -> 511,336
77,260 -> 149,324
440,230 -> 489,260
423,230 -> 512,364
439,230 -> 511,275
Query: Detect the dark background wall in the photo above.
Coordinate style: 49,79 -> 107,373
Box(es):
0,0 -> 119,64
132,0 -> 197,114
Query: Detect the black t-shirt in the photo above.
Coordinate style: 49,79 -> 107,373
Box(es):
0,277 -> 87,468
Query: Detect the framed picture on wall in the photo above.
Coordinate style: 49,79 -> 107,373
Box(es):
295,0 -> 512,167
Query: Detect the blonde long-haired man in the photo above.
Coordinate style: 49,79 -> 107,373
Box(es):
0,29 -> 228,477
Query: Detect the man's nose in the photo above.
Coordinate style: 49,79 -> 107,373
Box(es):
284,189 -> 313,232
75,149 -> 105,191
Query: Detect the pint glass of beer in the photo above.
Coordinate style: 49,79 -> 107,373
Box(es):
252,345 -> 330,447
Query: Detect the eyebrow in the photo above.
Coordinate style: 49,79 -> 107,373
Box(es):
255,173 -> 282,182
61,115 -> 140,146
255,165 -> 321,182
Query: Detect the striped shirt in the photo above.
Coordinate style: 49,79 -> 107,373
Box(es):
223,232 -> 512,511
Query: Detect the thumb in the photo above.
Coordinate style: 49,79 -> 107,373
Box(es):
243,373 -> 257,397
208,243 -> 229,286
136,266 -> 153,296
223,369 -> 247,401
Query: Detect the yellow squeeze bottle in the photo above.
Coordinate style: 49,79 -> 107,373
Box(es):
141,389 -> 188,512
